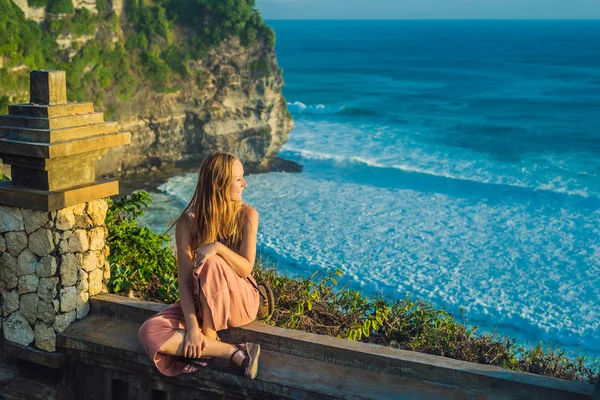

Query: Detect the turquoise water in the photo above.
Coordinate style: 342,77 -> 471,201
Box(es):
149,20 -> 600,357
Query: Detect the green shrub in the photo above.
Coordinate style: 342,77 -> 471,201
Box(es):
28,0 -> 48,7
96,0 -> 105,12
106,191 -> 179,302
47,0 -> 74,14
0,95 -> 9,114
71,8 -> 96,36
249,58 -> 270,78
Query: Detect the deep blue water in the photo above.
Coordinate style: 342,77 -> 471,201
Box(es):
152,21 -> 600,356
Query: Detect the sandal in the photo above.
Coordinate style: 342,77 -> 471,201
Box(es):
230,342 -> 261,379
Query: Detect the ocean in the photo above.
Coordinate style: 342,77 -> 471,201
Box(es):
142,20 -> 600,357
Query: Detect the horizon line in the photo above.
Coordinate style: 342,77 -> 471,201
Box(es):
263,18 -> 600,21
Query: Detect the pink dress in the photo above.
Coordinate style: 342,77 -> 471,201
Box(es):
138,255 -> 260,376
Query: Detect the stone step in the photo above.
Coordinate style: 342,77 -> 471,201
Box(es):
0,113 -> 105,130
8,103 -> 95,118
89,294 -> 594,400
57,314 -> 485,400
0,122 -> 119,144
1,377 -> 64,400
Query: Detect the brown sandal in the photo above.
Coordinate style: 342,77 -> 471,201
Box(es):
230,343 -> 261,379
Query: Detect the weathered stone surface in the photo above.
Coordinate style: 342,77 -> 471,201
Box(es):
77,270 -> 89,292
88,268 -> 103,296
71,203 -> 86,217
53,310 -> 76,333
44,219 -> 55,229
76,289 -> 89,307
58,239 -> 69,254
37,277 -> 58,301
1,252 -> 18,289
18,274 -> 39,294
76,301 -> 89,320
61,230 -> 73,240
37,300 -> 56,324
103,261 -> 111,282
81,251 -> 99,272
37,255 -> 57,277
0,206 -> 24,233
87,199 -> 108,226
74,213 -> 93,229
60,253 -> 80,286
60,286 -> 77,312
53,231 -> 60,246
22,209 -> 50,234
68,229 -> 89,253
34,321 -> 56,352
102,244 -> 110,258
53,299 -> 59,312
3,311 -> 34,346
88,227 -> 105,251
29,228 -> 55,256
20,292 -> 39,325
5,231 -> 28,256
1,289 -> 19,316
0,234 -> 6,252
17,248 -> 38,276
55,208 -> 75,230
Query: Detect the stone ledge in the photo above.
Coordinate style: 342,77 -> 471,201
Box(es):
90,293 -> 595,400
1,337 -> 66,369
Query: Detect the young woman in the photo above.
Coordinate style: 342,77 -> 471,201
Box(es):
138,151 -> 261,379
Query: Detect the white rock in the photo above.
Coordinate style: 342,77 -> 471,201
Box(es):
34,322 -> 56,352
21,210 -> 50,235
81,251 -> 99,272
37,300 -> 56,324
29,228 -> 55,256
58,240 -> 69,254
53,310 -> 76,333
76,301 -> 89,320
53,231 -> 60,246
103,261 -> 111,282
86,199 -> 108,226
88,268 -> 103,296
17,248 -> 38,276
68,229 -> 89,253
87,227 -> 105,251
37,277 -> 58,302
18,274 -> 39,294
0,206 -> 24,233
76,289 -> 89,307
77,270 -> 89,292
1,289 -> 19,316
36,256 -> 57,277
61,230 -> 73,240
74,213 -> 93,229
60,253 -> 81,286
71,203 -> 86,217
5,231 -> 28,256
60,286 -> 77,312
20,292 -> 39,324
0,252 -> 18,289
3,311 -> 34,346
55,208 -> 75,230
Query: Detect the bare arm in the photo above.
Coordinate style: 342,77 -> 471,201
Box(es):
175,217 -> 202,336
216,206 -> 259,279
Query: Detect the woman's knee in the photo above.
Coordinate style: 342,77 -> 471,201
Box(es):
199,255 -> 228,278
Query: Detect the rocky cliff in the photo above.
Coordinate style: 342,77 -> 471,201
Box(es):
0,0 -> 294,178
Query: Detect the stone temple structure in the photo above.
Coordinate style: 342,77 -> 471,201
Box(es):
0,70 -> 130,351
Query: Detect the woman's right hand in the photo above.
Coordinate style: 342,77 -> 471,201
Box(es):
184,326 -> 206,358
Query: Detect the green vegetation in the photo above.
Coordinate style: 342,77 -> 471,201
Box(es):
0,0 -> 284,119
107,191 -> 600,383
47,0 -> 74,14
106,191 -> 178,302
0,173 -> 9,180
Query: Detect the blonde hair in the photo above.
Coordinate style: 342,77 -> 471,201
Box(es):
176,151 -> 244,251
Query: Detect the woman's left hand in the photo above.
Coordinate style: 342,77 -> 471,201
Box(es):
194,242 -> 219,267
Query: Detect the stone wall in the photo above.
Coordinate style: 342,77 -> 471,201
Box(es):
0,199 -> 110,352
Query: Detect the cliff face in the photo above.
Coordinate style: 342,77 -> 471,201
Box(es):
97,37 -> 293,176
1,0 -> 294,178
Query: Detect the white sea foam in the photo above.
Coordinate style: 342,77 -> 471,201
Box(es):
287,101 -> 345,114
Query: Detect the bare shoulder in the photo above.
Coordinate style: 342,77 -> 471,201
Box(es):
175,213 -> 193,237
242,204 -> 258,220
